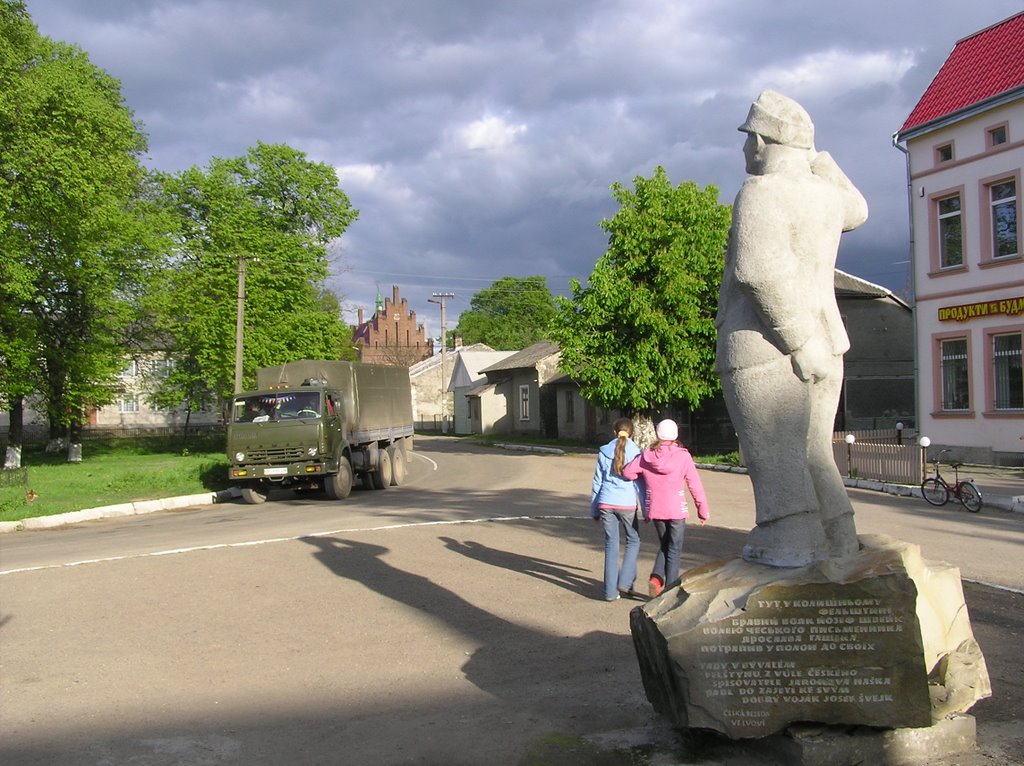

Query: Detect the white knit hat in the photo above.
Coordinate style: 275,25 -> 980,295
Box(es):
655,419 -> 678,442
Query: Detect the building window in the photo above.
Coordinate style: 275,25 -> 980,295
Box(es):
935,143 -> 953,163
989,179 -> 1018,259
992,333 -> 1023,410
940,338 -> 969,411
118,397 -> 139,413
120,359 -> 138,378
988,125 -> 1007,148
937,194 -> 963,268
565,391 -> 575,423
153,358 -> 173,378
519,384 -> 530,420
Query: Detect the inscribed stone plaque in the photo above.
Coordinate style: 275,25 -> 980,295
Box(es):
630,546 -> 942,739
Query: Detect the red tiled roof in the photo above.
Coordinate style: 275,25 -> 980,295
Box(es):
898,11 -> 1024,136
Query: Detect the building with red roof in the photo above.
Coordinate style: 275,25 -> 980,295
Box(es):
893,11 -> 1024,466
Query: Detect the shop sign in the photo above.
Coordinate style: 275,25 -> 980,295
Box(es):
938,296 -> 1024,322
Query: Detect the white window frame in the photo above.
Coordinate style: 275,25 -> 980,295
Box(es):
153,358 -> 174,378
990,331 -> 1023,411
118,396 -> 139,413
938,337 -> 970,413
987,123 -> 1008,149
988,177 -> 1019,260
937,194 -> 964,269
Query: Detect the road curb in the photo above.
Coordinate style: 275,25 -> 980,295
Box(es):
0,487 -> 241,534
494,442 -> 566,454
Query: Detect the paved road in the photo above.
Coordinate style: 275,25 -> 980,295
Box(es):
1,437 -> 1022,765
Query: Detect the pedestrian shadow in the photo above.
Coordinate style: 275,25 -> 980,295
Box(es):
437,536 -> 598,597
300,535 -> 632,703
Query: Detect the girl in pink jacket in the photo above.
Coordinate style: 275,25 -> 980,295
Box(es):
622,419 -> 710,596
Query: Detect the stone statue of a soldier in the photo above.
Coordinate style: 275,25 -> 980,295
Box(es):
715,91 -> 869,567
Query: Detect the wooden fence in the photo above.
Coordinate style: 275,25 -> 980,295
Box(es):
832,431 -> 925,485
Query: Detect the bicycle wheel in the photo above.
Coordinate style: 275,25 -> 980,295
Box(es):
920,478 -> 950,506
958,482 -> 983,513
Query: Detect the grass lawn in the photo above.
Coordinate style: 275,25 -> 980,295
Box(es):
0,436 -> 230,522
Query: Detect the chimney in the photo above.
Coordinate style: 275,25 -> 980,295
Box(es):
357,308 -> 364,324
454,334 -> 463,349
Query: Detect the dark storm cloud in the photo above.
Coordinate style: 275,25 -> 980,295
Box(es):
24,0 -> 1024,336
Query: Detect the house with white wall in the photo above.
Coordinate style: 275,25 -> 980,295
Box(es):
409,342 -> 500,431
893,11 -> 1024,466
447,348 -> 516,434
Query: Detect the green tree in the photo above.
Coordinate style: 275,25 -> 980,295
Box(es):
0,0 -> 152,462
550,167 -> 731,417
455,276 -> 557,350
148,142 -> 358,408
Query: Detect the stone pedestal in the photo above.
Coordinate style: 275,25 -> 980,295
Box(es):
629,534 -> 990,747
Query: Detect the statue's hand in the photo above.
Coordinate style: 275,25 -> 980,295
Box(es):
791,336 -> 832,382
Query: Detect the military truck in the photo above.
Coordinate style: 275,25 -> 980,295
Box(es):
227,360 -> 414,504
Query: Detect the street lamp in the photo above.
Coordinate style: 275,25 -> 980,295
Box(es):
918,436 -> 931,481
895,421 -> 904,445
844,433 -> 856,477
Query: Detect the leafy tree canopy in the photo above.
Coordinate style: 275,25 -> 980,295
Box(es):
148,142 -> 359,405
455,275 -> 556,350
1,0 -> 152,435
550,167 -> 731,414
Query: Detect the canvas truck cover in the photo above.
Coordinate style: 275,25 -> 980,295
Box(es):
256,360 -> 413,442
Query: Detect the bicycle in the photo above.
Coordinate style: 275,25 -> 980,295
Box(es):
920,450 -> 983,512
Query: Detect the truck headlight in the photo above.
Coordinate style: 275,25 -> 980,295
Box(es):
234,451 -> 246,462
307,446 -> 318,457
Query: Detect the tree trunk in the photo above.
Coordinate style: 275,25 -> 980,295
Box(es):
181,407 -> 193,449
67,419 -> 83,463
4,396 -> 24,470
632,413 -> 657,448
45,421 -> 66,453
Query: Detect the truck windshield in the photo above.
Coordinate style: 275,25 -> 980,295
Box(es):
232,391 -> 322,422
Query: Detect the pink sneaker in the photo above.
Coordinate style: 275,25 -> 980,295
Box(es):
648,576 -> 664,597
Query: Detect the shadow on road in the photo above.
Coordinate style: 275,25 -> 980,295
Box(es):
300,534 -> 628,707
438,536 -> 597,596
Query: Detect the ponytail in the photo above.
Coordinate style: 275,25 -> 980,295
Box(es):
611,417 -> 635,475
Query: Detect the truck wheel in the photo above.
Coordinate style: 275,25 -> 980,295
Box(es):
371,449 -> 392,490
388,445 -> 405,486
241,487 -> 267,505
325,459 -> 353,500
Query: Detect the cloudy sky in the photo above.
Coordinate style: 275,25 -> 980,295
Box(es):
25,0 -> 1023,339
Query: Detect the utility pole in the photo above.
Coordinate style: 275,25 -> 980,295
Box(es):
428,292 -> 454,433
234,255 -> 247,394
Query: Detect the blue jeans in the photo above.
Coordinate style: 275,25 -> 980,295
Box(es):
600,509 -> 640,600
651,519 -> 686,589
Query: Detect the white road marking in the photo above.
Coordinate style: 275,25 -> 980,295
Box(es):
0,515 -> 575,576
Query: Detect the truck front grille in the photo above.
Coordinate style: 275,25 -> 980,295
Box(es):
246,447 -> 307,463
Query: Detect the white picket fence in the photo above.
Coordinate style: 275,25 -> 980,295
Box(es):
832,429 -> 925,485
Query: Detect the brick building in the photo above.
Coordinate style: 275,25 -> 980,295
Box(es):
352,285 -> 433,366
